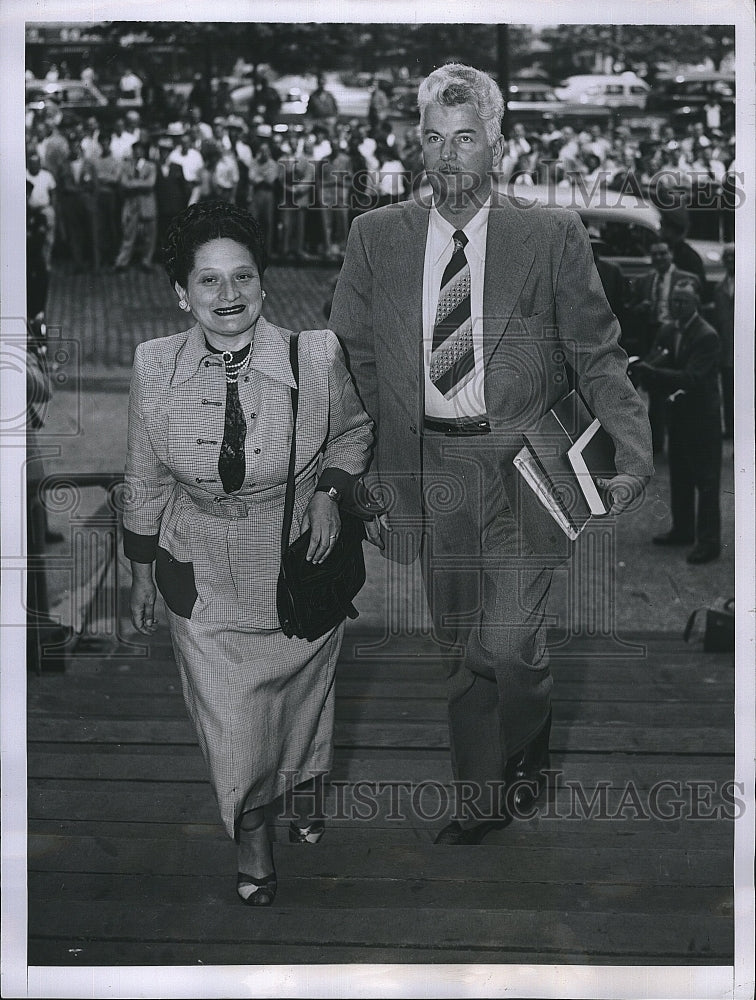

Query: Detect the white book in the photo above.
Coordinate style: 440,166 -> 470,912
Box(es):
566,418 -> 615,515
514,446 -> 581,541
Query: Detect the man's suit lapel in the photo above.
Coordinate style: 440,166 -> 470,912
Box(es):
390,201 -> 429,377
482,199 -> 536,367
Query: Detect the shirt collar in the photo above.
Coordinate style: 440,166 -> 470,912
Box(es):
429,196 -> 491,266
171,317 -> 296,387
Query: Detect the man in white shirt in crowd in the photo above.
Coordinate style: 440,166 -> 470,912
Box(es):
109,118 -> 138,161
167,128 -> 205,198
26,151 -> 57,268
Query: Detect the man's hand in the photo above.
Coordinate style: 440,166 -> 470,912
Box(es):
364,513 -> 389,550
301,492 -> 342,564
596,474 -> 650,516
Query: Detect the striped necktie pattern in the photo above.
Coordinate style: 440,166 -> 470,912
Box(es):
430,230 -> 474,399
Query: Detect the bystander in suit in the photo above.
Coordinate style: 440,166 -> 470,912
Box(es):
712,243 -> 735,438
627,241 -> 698,454
635,280 -> 722,564
114,140 -> 158,272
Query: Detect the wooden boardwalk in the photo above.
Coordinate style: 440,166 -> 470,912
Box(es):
26,610 -> 735,968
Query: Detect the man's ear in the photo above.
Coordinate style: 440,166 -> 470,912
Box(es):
491,135 -> 505,168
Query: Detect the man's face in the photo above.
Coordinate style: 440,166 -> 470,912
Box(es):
27,155 -> 40,175
650,242 -> 673,273
669,286 -> 698,324
422,102 -> 503,209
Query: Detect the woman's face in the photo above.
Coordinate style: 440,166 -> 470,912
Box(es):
177,238 -> 263,348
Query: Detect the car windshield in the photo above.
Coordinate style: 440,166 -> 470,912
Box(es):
580,215 -> 658,257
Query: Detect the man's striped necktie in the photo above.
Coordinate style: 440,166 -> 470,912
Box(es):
430,230 -> 474,399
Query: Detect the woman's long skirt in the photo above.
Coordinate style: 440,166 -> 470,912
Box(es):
167,610 -> 344,837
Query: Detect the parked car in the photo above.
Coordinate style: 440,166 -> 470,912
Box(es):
506,183 -> 724,294
555,73 -> 650,109
506,80 -> 612,130
25,78 -> 110,119
230,73 -> 371,121
646,70 -> 735,128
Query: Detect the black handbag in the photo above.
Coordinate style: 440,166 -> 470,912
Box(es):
683,597 -> 735,652
276,333 -> 371,641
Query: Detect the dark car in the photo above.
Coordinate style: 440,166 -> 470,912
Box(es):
646,71 -> 735,127
506,80 -> 612,131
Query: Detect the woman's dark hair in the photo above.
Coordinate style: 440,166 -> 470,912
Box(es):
162,200 -> 267,288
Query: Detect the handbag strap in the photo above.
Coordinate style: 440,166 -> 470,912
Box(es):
683,606 -> 703,643
280,333 -> 299,561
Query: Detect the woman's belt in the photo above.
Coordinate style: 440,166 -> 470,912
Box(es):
180,483 -> 289,519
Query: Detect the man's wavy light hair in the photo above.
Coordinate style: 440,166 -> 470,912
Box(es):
418,63 -> 504,147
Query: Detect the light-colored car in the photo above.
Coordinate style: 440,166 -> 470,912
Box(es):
25,78 -> 109,116
555,73 -> 650,109
505,182 -> 724,291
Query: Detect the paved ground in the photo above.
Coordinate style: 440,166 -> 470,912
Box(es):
39,262 -> 736,636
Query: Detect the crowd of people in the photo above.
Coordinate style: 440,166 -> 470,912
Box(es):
25,68 -> 737,274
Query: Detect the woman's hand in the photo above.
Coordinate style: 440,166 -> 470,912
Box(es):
301,493 -> 342,564
130,562 -> 159,635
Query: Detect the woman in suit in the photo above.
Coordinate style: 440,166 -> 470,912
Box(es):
123,200 -> 373,905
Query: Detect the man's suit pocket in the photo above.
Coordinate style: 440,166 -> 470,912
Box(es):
155,546 -> 198,619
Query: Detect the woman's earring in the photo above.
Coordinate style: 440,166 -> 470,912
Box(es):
179,298 -> 188,311
261,290 -> 266,300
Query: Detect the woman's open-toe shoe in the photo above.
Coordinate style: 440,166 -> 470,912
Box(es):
236,869 -> 277,906
288,819 -> 325,844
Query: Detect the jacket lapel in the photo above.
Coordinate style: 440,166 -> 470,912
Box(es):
384,200 -> 429,377
482,198 -> 536,367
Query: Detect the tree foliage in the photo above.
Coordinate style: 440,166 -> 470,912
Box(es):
539,23 -> 735,81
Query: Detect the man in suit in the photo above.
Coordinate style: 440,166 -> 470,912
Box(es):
114,140 -> 158,272
712,243 -> 735,438
635,281 -> 722,564
627,241 -> 698,454
329,64 -> 654,844
659,210 -> 708,302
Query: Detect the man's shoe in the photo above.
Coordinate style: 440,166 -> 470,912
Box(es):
434,711 -> 553,844
653,531 -> 695,546
686,544 -> 720,565
433,818 -> 511,845
505,709 -> 552,813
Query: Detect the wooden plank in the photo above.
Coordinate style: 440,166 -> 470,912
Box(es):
24,687 -> 736,727
26,871 -> 734,916
25,939 -> 734,967
25,900 -> 733,957
25,672 -> 737,702
26,750 -> 735,787
26,834 -> 734,885
26,716 -> 736,752
27,815 -> 735,851
61,647 -> 736,679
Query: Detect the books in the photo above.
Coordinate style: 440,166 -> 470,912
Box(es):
514,390 -> 616,538
566,418 -> 616,515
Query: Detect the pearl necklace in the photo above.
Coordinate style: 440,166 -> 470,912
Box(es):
222,345 -> 252,384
